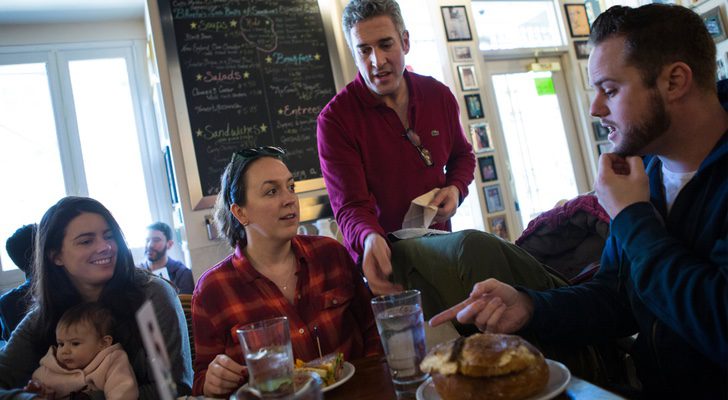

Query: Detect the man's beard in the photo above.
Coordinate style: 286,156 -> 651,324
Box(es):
613,89 -> 671,157
146,246 -> 167,263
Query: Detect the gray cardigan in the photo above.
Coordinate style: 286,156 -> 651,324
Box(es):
0,276 -> 192,399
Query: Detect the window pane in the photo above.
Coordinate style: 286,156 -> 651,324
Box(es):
471,1 -> 564,51
400,0 -> 445,82
69,58 -> 151,248
491,71 -> 578,226
0,62 -> 66,271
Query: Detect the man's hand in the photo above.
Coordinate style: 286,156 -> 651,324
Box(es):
203,354 -> 246,397
595,154 -> 649,219
429,185 -> 460,225
429,278 -> 533,334
362,233 -> 403,295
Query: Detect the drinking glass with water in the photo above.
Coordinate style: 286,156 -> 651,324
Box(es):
237,317 -> 295,398
371,290 -> 428,397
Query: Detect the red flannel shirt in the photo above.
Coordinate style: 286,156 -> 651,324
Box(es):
191,235 -> 382,394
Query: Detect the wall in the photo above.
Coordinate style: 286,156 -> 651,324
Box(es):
0,19 -> 146,45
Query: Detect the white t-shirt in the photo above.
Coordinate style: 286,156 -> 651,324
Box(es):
661,160 -> 696,214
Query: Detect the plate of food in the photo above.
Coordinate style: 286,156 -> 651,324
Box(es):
295,353 -> 355,392
237,353 -> 355,396
417,333 -> 571,400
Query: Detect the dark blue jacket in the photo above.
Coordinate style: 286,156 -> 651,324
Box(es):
525,133 -> 727,399
0,280 -> 31,342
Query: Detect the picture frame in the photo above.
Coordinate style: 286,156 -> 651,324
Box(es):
597,142 -> 614,155
487,215 -> 510,241
470,122 -> 493,152
478,155 -> 498,182
592,121 -> 609,141
584,0 -> 601,26
457,65 -> 479,91
579,61 -> 591,91
464,93 -> 484,119
451,45 -> 473,62
441,6 -> 473,41
564,4 -> 591,37
573,40 -> 590,60
484,184 -> 505,213
701,7 -> 727,43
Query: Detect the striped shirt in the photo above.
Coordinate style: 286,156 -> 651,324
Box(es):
191,235 -> 382,394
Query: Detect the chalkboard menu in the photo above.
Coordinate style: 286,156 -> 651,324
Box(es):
167,0 -> 337,199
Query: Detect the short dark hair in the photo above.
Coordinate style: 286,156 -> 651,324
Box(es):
148,221 -> 173,241
6,224 -> 36,276
58,302 -> 115,339
589,4 -> 716,91
342,0 -> 406,50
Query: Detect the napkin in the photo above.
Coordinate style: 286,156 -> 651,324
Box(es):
401,189 -> 439,229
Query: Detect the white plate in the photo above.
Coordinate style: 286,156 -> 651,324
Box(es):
416,359 -> 571,400
322,361 -> 355,392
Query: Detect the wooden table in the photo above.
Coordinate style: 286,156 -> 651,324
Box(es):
325,356 -> 626,400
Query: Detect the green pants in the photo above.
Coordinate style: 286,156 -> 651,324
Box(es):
390,230 -> 616,384
390,230 -> 567,326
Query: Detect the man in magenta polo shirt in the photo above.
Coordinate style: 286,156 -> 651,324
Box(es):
317,0 -> 475,295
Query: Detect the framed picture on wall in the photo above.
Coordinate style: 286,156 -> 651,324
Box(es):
720,57 -> 728,80
701,7 -> 727,43
487,215 -> 510,241
451,45 -> 473,62
470,122 -> 493,152
441,6 -> 473,41
579,62 -> 591,90
457,65 -> 479,91
592,121 -> 609,141
484,184 -> 505,213
573,40 -> 590,59
564,4 -> 591,37
465,94 -> 484,119
478,155 -> 498,182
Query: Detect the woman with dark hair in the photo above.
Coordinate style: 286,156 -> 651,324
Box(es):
0,196 -> 192,398
192,147 -> 381,397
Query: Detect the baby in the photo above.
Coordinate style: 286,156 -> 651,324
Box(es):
27,302 -> 138,400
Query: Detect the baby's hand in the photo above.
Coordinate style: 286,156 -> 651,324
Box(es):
23,380 -> 55,399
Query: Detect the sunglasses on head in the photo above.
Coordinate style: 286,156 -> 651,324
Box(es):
231,146 -> 286,163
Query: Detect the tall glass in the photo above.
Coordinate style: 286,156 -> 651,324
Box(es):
371,290 -> 428,398
237,317 -> 295,398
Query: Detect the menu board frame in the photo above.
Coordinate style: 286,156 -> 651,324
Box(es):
149,0 -> 339,210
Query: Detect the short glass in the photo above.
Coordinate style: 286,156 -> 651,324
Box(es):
230,370 -> 323,400
237,317 -> 295,398
371,290 -> 428,398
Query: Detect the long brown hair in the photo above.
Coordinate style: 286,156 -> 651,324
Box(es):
32,196 -> 149,350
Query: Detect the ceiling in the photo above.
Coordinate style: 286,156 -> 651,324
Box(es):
0,0 -> 145,24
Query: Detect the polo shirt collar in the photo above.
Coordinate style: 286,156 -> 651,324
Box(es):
232,238 -> 308,284
353,69 -> 418,109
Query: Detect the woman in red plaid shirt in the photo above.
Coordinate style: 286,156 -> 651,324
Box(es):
192,147 -> 383,397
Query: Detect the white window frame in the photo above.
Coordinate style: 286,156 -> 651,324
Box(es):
0,40 -> 172,289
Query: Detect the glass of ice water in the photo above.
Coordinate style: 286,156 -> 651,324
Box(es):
371,290 -> 428,398
237,317 -> 295,398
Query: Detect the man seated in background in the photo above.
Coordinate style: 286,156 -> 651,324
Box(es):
1,224 -> 36,341
138,222 -> 194,294
432,4 -> 727,399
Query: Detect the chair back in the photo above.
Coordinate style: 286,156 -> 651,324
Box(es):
178,294 -> 194,362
